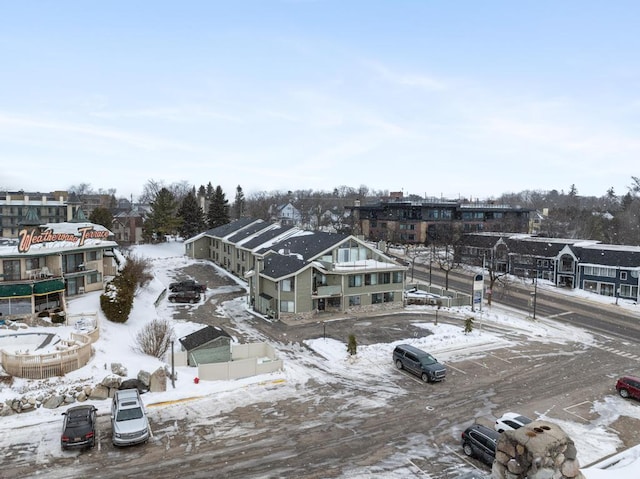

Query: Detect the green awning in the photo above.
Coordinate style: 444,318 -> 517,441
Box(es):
0,283 -> 33,298
33,280 -> 65,295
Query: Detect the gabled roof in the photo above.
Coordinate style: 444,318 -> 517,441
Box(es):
572,244 -> 640,269
179,325 -> 232,351
240,224 -> 298,250
504,238 -> 577,257
204,217 -> 262,240
259,253 -> 310,280
263,231 -> 349,261
227,220 -> 268,243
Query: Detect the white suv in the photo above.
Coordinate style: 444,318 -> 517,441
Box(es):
111,389 -> 150,446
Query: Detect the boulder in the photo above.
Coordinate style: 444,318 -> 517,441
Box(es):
111,363 -> 128,377
43,395 -> 65,409
149,367 -> 167,393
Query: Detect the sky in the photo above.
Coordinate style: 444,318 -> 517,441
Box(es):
0,240 -> 639,477
1,1 -> 639,202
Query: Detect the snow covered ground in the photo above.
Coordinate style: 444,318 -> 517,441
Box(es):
0,240 -> 639,478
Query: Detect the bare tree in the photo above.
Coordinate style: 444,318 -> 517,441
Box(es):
135,319 -> 174,359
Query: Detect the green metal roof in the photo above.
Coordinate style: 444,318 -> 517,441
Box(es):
33,279 -> 65,295
0,283 -> 32,298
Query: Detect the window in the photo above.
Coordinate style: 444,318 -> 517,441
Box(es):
379,272 -> 391,284
349,296 -> 361,306
280,278 -> 294,292
621,271 -> 627,281
365,273 -> 377,285
348,275 -> 363,287
87,272 -> 102,285
26,257 -> 41,270
87,250 -> 100,262
583,266 -> 616,278
383,292 -> 394,302
620,284 -> 638,298
371,293 -> 383,304
2,260 -> 20,281
280,300 -> 294,312
392,271 -> 403,283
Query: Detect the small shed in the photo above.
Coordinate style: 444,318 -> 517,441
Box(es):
179,326 -> 232,366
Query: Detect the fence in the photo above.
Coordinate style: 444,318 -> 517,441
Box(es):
174,342 -> 283,381
1,333 -> 94,379
405,283 -> 471,308
1,312 -> 99,379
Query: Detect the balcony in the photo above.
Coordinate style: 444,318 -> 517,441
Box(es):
312,285 -> 342,297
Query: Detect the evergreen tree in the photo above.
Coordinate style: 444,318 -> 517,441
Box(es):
143,187 -> 182,242
233,185 -> 246,219
347,334 -> 357,356
207,185 -> 230,228
89,207 -> 114,230
177,192 -> 206,239
206,182 -> 214,198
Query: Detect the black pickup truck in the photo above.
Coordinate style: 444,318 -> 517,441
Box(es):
168,280 -> 207,293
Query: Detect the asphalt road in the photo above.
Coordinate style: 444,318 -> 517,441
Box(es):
4,262 -> 640,479
413,266 -> 640,344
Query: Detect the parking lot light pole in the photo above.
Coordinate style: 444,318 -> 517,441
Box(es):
532,276 -> 538,320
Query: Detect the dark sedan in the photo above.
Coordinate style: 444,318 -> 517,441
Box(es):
168,290 -> 201,303
61,405 -> 97,450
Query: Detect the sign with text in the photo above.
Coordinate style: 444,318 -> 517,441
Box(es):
472,274 -> 484,305
18,226 -> 110,253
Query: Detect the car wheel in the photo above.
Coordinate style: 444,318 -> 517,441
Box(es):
619,388 -> 630,398
421,373 -> 430,383
395,360 -> 403,370
497,428 -> 504,433
463,442 -> 474,457
169,297 -> 175,303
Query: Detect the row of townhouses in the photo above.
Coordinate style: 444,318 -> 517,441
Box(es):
184,218 -> 407,320
458,233 -> 640,302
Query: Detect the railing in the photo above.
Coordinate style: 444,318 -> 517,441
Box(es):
0,313 -> 99,379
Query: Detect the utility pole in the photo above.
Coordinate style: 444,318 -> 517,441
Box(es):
171,340 -> 175,388
532,275 -> 538,320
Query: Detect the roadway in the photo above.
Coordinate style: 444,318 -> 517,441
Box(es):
411,266 -> 640,344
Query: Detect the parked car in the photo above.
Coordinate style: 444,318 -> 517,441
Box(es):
461,424 -> 500,465
61,404 -> 97,450
494,412 -> 532,433
616,375 -> 640,401
392,344 -> 446,382
169,279 -> 207,293
111,389 -> 150,447
168,290 -> 201,303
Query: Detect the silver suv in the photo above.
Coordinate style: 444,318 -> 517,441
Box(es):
111,389 -> 150,446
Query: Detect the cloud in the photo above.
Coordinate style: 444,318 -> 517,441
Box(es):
364,60 -> 447,91
0,113 -> 205,152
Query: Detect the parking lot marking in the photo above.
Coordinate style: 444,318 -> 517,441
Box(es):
564,401 -> 593,422
408,459 -> 434,478
490,352 -> 511,363
470,360 -> 489,369
446,363 -> 467,375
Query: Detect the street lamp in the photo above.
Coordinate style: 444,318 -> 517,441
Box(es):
532,275 -> 538,319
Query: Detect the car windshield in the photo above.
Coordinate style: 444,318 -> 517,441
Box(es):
116,407 -> 143,421
420,354 -> 437,366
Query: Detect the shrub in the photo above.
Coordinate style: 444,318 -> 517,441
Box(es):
347,334 -> 357,356
122,255 -> 153,288
100,274 -> 135,323
135,319 -> 174,359
464,316 -> 474,334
